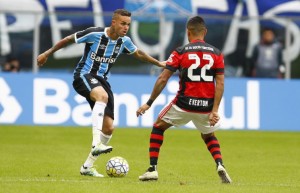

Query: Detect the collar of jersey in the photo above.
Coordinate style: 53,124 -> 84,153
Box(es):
191,39 -> 205,43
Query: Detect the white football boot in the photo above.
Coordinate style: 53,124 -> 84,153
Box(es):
80,166 -> 104,177
91,143 -> 113,156
217,163 -> 232,184
139,166 -> 158,181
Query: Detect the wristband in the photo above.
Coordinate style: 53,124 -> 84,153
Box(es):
146,99 -> 154,106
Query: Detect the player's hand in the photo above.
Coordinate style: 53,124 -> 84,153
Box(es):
208,112 -> 220,126
37,53 -> 48,67
136,104 -> 151,117
158,61 -> 166,68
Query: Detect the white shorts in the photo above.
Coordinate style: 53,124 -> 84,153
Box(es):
159,103 -> 220,134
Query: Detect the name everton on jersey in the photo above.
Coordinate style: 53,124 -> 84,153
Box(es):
189,98 -> 208,107
176,96 -> 214,112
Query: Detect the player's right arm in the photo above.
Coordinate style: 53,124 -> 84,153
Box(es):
136,51 -> 179,117
209,52 -> 225,126
209,73 -> 224,126
37,34 -> 75,67
136,68 -> 174,117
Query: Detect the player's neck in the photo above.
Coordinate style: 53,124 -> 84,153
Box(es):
106,27 -> 119,40
190,38 -> 204,42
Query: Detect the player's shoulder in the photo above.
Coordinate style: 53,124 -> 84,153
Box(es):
120,35 -> 133,43
203,42 -> 222,55
174,45 -> 186,54
83,27 -> 105,33
76,27 -> 105,36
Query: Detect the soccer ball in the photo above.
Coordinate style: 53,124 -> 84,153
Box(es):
106,156 -> 129,177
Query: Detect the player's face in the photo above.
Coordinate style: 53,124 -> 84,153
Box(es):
112,15 -> 131,37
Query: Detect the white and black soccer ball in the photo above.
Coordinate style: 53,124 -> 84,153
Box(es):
106,156 -> 129,177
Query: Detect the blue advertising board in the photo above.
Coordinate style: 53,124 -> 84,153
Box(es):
0,72 -> 299,131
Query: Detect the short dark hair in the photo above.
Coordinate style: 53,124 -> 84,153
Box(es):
187,16 -> 206,35
113,9 -> 131,19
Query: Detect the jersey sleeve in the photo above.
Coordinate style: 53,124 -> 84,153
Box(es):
214,53 -> 225,75
122,37 -> 137,55
165,51 -> 181,72
74,27 -> 98,44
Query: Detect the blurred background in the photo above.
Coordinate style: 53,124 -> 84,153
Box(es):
0,0 -> 300,78
1,0 -> 300,130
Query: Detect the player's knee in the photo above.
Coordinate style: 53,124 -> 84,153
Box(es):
102,125 -> 114,135
90,88 -> 108,102
154,118 -> 171,130
96,93 -> 108,103
201,132 -> 214,141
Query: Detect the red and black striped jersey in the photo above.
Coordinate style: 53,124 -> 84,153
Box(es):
166,39 -> 224,113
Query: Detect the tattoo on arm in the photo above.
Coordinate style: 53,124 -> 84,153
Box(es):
47,35 -> 74,56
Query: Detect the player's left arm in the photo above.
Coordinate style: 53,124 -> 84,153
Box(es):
133,49 -> 166,68
136,69 -> 173,117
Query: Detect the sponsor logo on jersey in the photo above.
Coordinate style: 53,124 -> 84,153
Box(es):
185,45 -> 214,51
90,52 -> 116,63
167,54 -> 174,63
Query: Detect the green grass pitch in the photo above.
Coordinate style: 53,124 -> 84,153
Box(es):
0,125 -> 299,193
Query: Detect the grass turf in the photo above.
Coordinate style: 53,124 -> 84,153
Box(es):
0,125 -> 299,193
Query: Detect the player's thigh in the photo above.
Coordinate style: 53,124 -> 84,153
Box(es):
102,115 -> 114,135
90,86 -> 108,102
72,74 -> 104,100
159,104 -> 191,127
100,79 -> 114,120
192,114 -> 220,134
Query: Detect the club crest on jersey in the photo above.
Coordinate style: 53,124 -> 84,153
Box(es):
114,46 -> 120,54
99,44 -> 106,49
90,78 -> 98,84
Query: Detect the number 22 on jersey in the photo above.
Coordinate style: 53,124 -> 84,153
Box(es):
187,53 -> 214,82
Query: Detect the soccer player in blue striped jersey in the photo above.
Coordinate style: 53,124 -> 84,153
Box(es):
37,9 -> 165,177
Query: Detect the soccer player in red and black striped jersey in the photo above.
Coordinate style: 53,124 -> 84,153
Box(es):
136,16 -> 232,183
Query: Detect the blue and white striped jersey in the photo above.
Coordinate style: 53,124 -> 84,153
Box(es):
74,27 -> 137,79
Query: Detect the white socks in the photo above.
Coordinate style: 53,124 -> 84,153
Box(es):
100,131 -> 112,145
83,153 -> 97,168
84,101 -> 113,168
84,132 -> 112,168
91,101 -> 106,147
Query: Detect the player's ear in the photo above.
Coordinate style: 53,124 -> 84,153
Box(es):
187,30 -> 191,38
203,28 -> 208,36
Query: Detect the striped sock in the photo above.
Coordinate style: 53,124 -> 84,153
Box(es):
204,135 -> 223,164
149,125 -> 165,166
